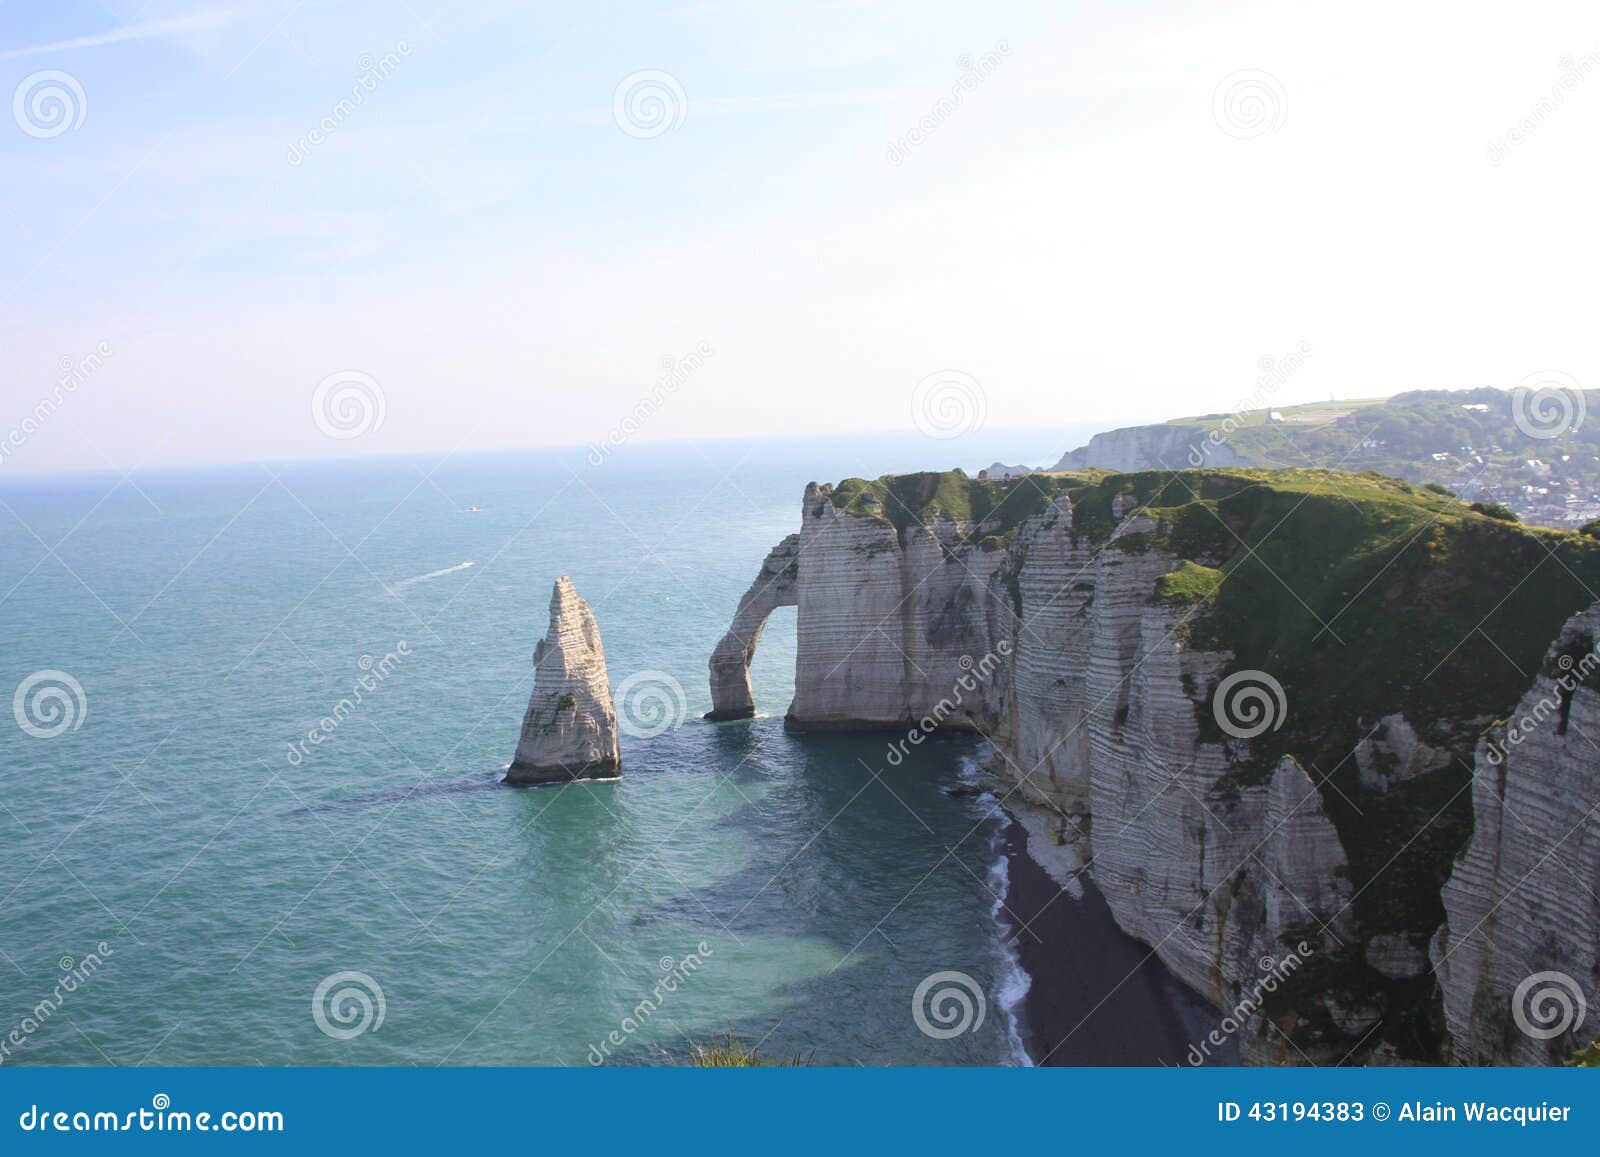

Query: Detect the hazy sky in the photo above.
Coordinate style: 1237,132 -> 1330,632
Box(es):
3,0 -> 1599,475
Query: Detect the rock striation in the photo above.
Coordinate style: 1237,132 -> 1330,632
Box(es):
710,467 -> 1600,1064
1431,605 -> 1600,1064
507,577 -> 620,785
786,483 -> 999,731
709,476 -> 1360,1059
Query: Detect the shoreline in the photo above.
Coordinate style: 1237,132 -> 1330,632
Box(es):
993,809 -> 1232,1066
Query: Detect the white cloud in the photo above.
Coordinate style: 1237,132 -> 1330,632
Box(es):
0,5 -> 249,60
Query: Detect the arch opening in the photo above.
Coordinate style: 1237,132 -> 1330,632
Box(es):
706,533 -> 800,720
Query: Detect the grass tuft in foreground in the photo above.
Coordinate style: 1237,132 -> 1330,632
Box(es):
671,1031 -> 812,1067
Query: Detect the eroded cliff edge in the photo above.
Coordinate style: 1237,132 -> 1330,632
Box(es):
711,467 -> 1600,1063
1432,604 -> 1600,1064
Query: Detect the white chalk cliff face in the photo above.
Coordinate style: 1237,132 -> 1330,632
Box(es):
1051,424 -> 1238,472
786,484 -> 1002,731
712,486 -> 1362,1059
711,478 -> 1599,1064
1432,606 -> 1600,1065
507,577 -> 620,785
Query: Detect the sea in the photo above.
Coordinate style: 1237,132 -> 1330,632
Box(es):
0,424 -> 1154,1067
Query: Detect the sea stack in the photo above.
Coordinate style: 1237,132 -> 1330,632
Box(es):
506,577 -> 620,785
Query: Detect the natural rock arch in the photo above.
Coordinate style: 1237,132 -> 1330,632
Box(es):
705,533 -> 799,720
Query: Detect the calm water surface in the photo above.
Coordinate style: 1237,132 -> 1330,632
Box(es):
0,428 -> 1108,1065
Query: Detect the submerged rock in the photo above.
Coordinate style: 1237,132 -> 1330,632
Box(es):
506,577 -> 620,785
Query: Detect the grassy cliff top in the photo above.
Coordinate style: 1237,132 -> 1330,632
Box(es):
1164,386 -> 1600,454
824,465 -> 1600,950
1048,467 -> 1599,726
822,469 -> 1091,541
1157,387 -> 1600,525
822,462 -> 1549,545
1165,396 -> 1388,429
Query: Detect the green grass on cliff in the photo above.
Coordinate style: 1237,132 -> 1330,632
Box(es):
1054,467 -> 1600,929
820,464 -> 1600,1056
821,471 -> 1600,854
1154,560 -> 1223,605
826,469 -> 1089,542
1163,387 -> 1600,515
1114,467 -> 1600,1058
1167,397 -> 1388,429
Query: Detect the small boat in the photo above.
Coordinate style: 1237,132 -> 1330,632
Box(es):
466,505 -> 481,513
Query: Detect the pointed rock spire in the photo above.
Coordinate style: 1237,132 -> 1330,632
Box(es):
506,576 -> 620,785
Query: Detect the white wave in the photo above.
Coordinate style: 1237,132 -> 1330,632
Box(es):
395,561 -> 474,588
960,753 -> 1034,1066
988,822 -> 1035,1067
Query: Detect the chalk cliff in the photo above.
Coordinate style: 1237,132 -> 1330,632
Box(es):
786,482 -> 1000,731
710,467 -> 1600,1063
1050,423 -> 1237,472
1431,605 -> 1600,1065
507,577 -> 620,785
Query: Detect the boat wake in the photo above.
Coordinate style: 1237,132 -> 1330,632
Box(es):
396,561 -> 474,588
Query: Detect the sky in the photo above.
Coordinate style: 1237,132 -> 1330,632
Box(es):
2,0 -> 1600,476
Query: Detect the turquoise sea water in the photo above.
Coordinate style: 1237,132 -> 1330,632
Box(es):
0,428 -> 1103,1067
